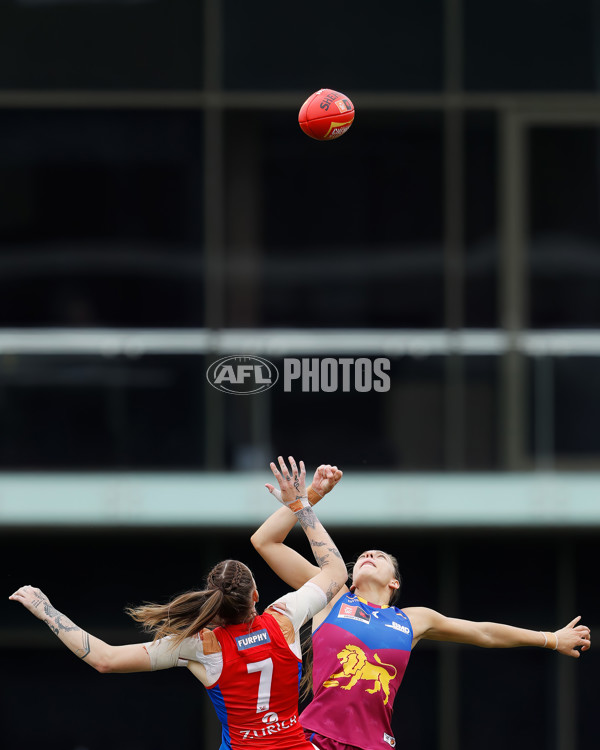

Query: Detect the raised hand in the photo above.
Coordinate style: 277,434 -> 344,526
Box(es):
266,462 -> 343,506
268,456 -> 309,514
310,464 -> 343,503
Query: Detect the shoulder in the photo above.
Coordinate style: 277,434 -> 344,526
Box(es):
268,581 -> 332,630
402,606 -> 442,641
199,628 -> 221,655
264,609 -> 295,644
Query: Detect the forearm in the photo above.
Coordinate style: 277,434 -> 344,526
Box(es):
11,585 -> 152,672
473,622 -> 550,649
38,601 -> 112,670
251,506 -> 297,549
250,483 -> 322,550
296,506 -> 347,598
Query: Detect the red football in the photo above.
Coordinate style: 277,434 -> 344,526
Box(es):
298,88 -> 355,141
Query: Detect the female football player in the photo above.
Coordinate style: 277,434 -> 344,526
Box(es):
252,463 -> 591,750
10,456 -> 347,750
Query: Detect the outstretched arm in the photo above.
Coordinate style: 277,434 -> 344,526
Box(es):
9,586 -> 151,673
251,462 -> 344,591
265,456 -> 347,603
406,606 -> 591,658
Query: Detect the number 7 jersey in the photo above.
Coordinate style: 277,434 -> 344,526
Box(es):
207,611 -> 315,750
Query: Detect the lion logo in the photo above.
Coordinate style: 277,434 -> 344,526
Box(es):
322,644 -> 397,705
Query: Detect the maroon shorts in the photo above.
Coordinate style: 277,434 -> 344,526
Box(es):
305,730 -> 366,750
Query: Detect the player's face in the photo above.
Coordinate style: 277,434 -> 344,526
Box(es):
352,550 -> 397,589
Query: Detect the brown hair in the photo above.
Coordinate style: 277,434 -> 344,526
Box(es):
299,552 -> 402,701
126,559 -> 256,647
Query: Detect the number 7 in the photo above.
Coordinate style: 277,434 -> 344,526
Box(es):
247,658 -> 274,713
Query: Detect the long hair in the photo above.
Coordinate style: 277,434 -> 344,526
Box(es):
299,552 -> 402,701
126,559 -> 256,647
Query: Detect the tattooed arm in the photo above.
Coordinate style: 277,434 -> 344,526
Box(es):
264,456 -> 348,606
251,463 -> 345,591
9,586 -> 150,673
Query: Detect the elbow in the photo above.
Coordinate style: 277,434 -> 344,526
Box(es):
91,647 -> 118,674
93,658 -> 114,674
332,562 -> 349,586
250,531 -> 265,552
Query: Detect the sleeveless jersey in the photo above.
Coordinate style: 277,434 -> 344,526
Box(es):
207,612 -> 315,750
300,593 -> 413,750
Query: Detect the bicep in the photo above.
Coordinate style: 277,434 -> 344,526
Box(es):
407,607 -> 485,646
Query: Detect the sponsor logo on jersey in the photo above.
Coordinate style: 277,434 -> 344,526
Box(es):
235,629 -> 270,651
338,603 -> 371,623
385,621 -> 411,635
239,713 -> 298,740
323,645 -> 398,705
383,733 -> 396,747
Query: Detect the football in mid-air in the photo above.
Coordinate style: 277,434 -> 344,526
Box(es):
298,88 -> 354,141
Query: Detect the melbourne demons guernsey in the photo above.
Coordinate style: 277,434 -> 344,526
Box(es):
300,593 -> 412,750
207,612 -> 314,750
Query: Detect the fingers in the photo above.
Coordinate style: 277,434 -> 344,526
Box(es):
567,615 -> 582,628
265,483 -> 283,502
270,456 -> 305,483
8,585 -> 38,605
9,585 -> 31,600
287,456 -> 305,483
278,455 -> 289,478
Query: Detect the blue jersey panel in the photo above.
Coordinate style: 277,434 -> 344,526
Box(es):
314,594 -> 413,652
207,684 -> 232,750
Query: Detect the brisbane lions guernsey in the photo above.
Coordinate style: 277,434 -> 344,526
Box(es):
207,611 -> 315,750
300,593 -> 412,750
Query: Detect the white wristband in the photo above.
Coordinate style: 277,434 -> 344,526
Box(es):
284,495 -> 310,514
540,631 -> 548,648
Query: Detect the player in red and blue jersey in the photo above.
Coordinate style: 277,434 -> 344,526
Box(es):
252,465 -> 592,750
10,456 -> 347,750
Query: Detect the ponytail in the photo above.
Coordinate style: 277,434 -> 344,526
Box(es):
126,559 -> 256,647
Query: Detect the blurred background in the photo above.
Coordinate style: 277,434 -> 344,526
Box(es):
0,1 -> 599,749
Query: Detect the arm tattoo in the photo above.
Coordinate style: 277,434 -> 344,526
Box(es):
44,619 -> 60,636
329,546 -> 343,560
309,539 -> 327,548
42,606 -> 92,660
314,552 -> 331,568
297,508 -> 318,529
43,605 -> 80,633
325,581 -> 340,603
74,631 -> 91,659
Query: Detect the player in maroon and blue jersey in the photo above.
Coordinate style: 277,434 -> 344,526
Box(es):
252,465 -> 591,750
